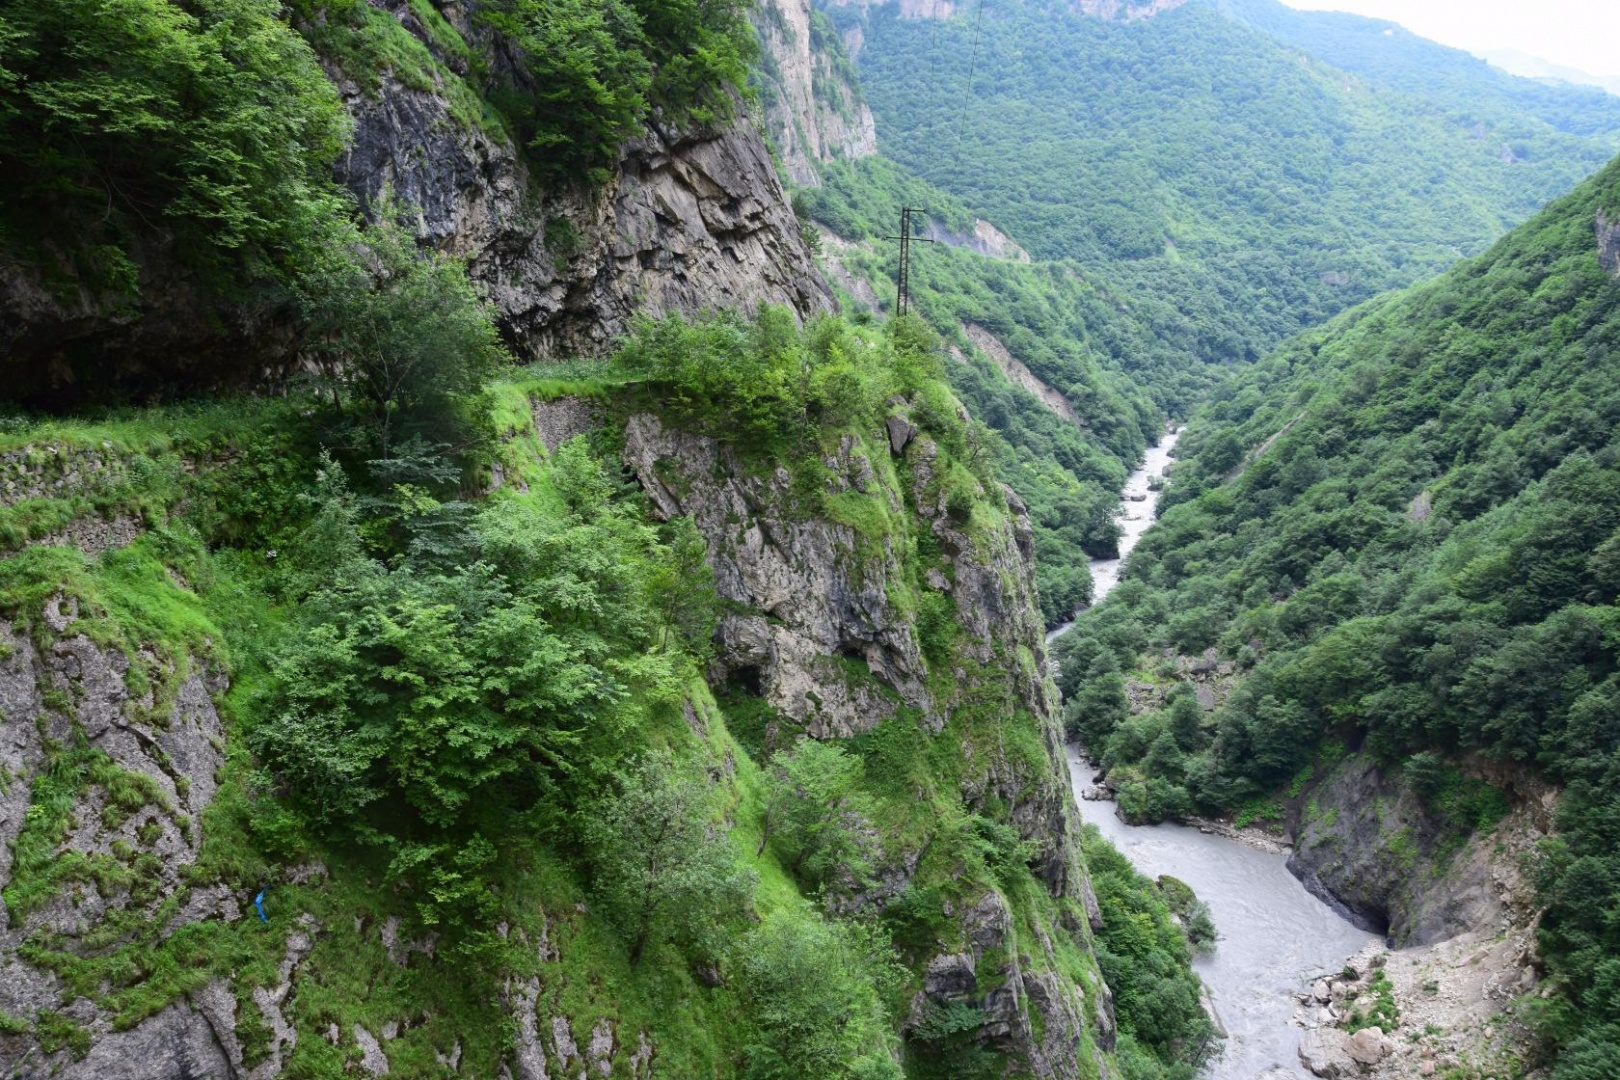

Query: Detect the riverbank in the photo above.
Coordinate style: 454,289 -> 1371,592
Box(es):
1075,756 -> 1292,856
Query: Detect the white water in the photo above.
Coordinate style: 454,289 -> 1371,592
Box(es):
1047,427 -> 1182,643
1048,425 -> 1375,1077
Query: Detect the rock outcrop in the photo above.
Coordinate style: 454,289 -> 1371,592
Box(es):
0,611 -> 245,1077
619,402 -> 1109,1076
926,219 -> 1031,262
1597,209 -> 1620,276
959,322 -> 1083,427
755,0 -> 879,187
1071,0 -> 1189,19
1287,755 -> 1546,946
338,1 -> 834,359
1,0 -> 835,398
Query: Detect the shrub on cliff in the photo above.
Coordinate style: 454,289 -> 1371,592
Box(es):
293,215 -> 505,461
0,0 -> 347,291
249,438 -> 700,926
481,0 -> 755,182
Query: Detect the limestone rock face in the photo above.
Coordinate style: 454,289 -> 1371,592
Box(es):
1071,0 -> 1189,19
1597,209 -> 1620,276
1,0 -> 834,397
754,0 -> 879,188
1288,754 -> 1545,946
0,613 -> 248,1077
619,405 -> 1109,1076
622,411 -> 930,740
338,46 -> 834,359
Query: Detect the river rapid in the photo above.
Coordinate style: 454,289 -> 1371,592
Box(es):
1054,428 -> 1375,1078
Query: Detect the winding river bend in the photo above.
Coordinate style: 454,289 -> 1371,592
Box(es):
1054,428 -> 1375,1078
1069,757 -> 1374,1078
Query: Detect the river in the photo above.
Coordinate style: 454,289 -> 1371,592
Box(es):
1068,754 -> 1375,1078
1053,427 -> 1376,1078
1047,427 -> 1182,643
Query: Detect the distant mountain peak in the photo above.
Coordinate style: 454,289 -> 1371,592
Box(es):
1478,48 -> 1620,97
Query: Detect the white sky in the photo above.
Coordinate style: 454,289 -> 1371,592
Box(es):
1279,0 -> 1620,79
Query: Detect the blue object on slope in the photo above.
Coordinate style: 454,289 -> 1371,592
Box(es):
254,890 -> 268,922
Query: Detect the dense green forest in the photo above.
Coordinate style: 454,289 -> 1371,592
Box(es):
1056,151 -> 1620,1076
832,0 -> 1620,367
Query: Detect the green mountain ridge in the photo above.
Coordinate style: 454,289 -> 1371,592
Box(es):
1057,148 -> 1620,1077
832,0 -> 1619,364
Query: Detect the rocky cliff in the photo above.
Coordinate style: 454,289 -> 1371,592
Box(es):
0,0 -> 835,398
1282,754 -> 1551,1080
620,398 -> 1115,1076
1287,754 -> 1549,948
335,0 -> 834,358
0,372 -> 1123,1077
755,0 -> 879,187
1597,208 -> 1620,275
1070,0 -> 1188,20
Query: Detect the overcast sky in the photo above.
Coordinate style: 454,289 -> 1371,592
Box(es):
1280,0 -> 1620,79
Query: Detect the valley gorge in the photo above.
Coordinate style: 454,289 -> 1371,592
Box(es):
2,0 -> 1619,1077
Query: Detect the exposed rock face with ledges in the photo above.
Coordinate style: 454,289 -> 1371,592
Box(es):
336,0 -> 834,359
0,611 -> 244,1077
1597,209 -> 1620,275
1289,754 -> 1547,946
620,405 -> 1110,1077
0,0 -> 835,395
754,0 -> 879,188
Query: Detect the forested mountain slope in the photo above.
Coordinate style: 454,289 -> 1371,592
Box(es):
0,0 -> 1221,1076
828,0 -> 1620,366
776,0 -> 1620,626
1210,0 -> 1620,138
1058,151 -> 1620,1076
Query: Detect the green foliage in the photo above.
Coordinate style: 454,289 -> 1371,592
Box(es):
618,307 -> 942,457
1216,0 -> 1620,139
248,436 -> 695,927
761,741 -> 876,895
803,158 -> 1168,624
1081,826 -> 1221,1073
734,909 -> 904,1080
294,214 -> 506,460
1061,152 -> 1620,1064
287,0 -> 501,139
0,0 -> 348,290
1155,875 -> 1216,953
585,750 -> 755,964
479,0 -> 754,181
1405,753 -> 1511,835
1346,969 -> 1399,1035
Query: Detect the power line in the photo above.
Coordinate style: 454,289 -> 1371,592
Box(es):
913,0 -> 989,187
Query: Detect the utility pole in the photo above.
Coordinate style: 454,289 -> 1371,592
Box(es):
884,207 -> 934,316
